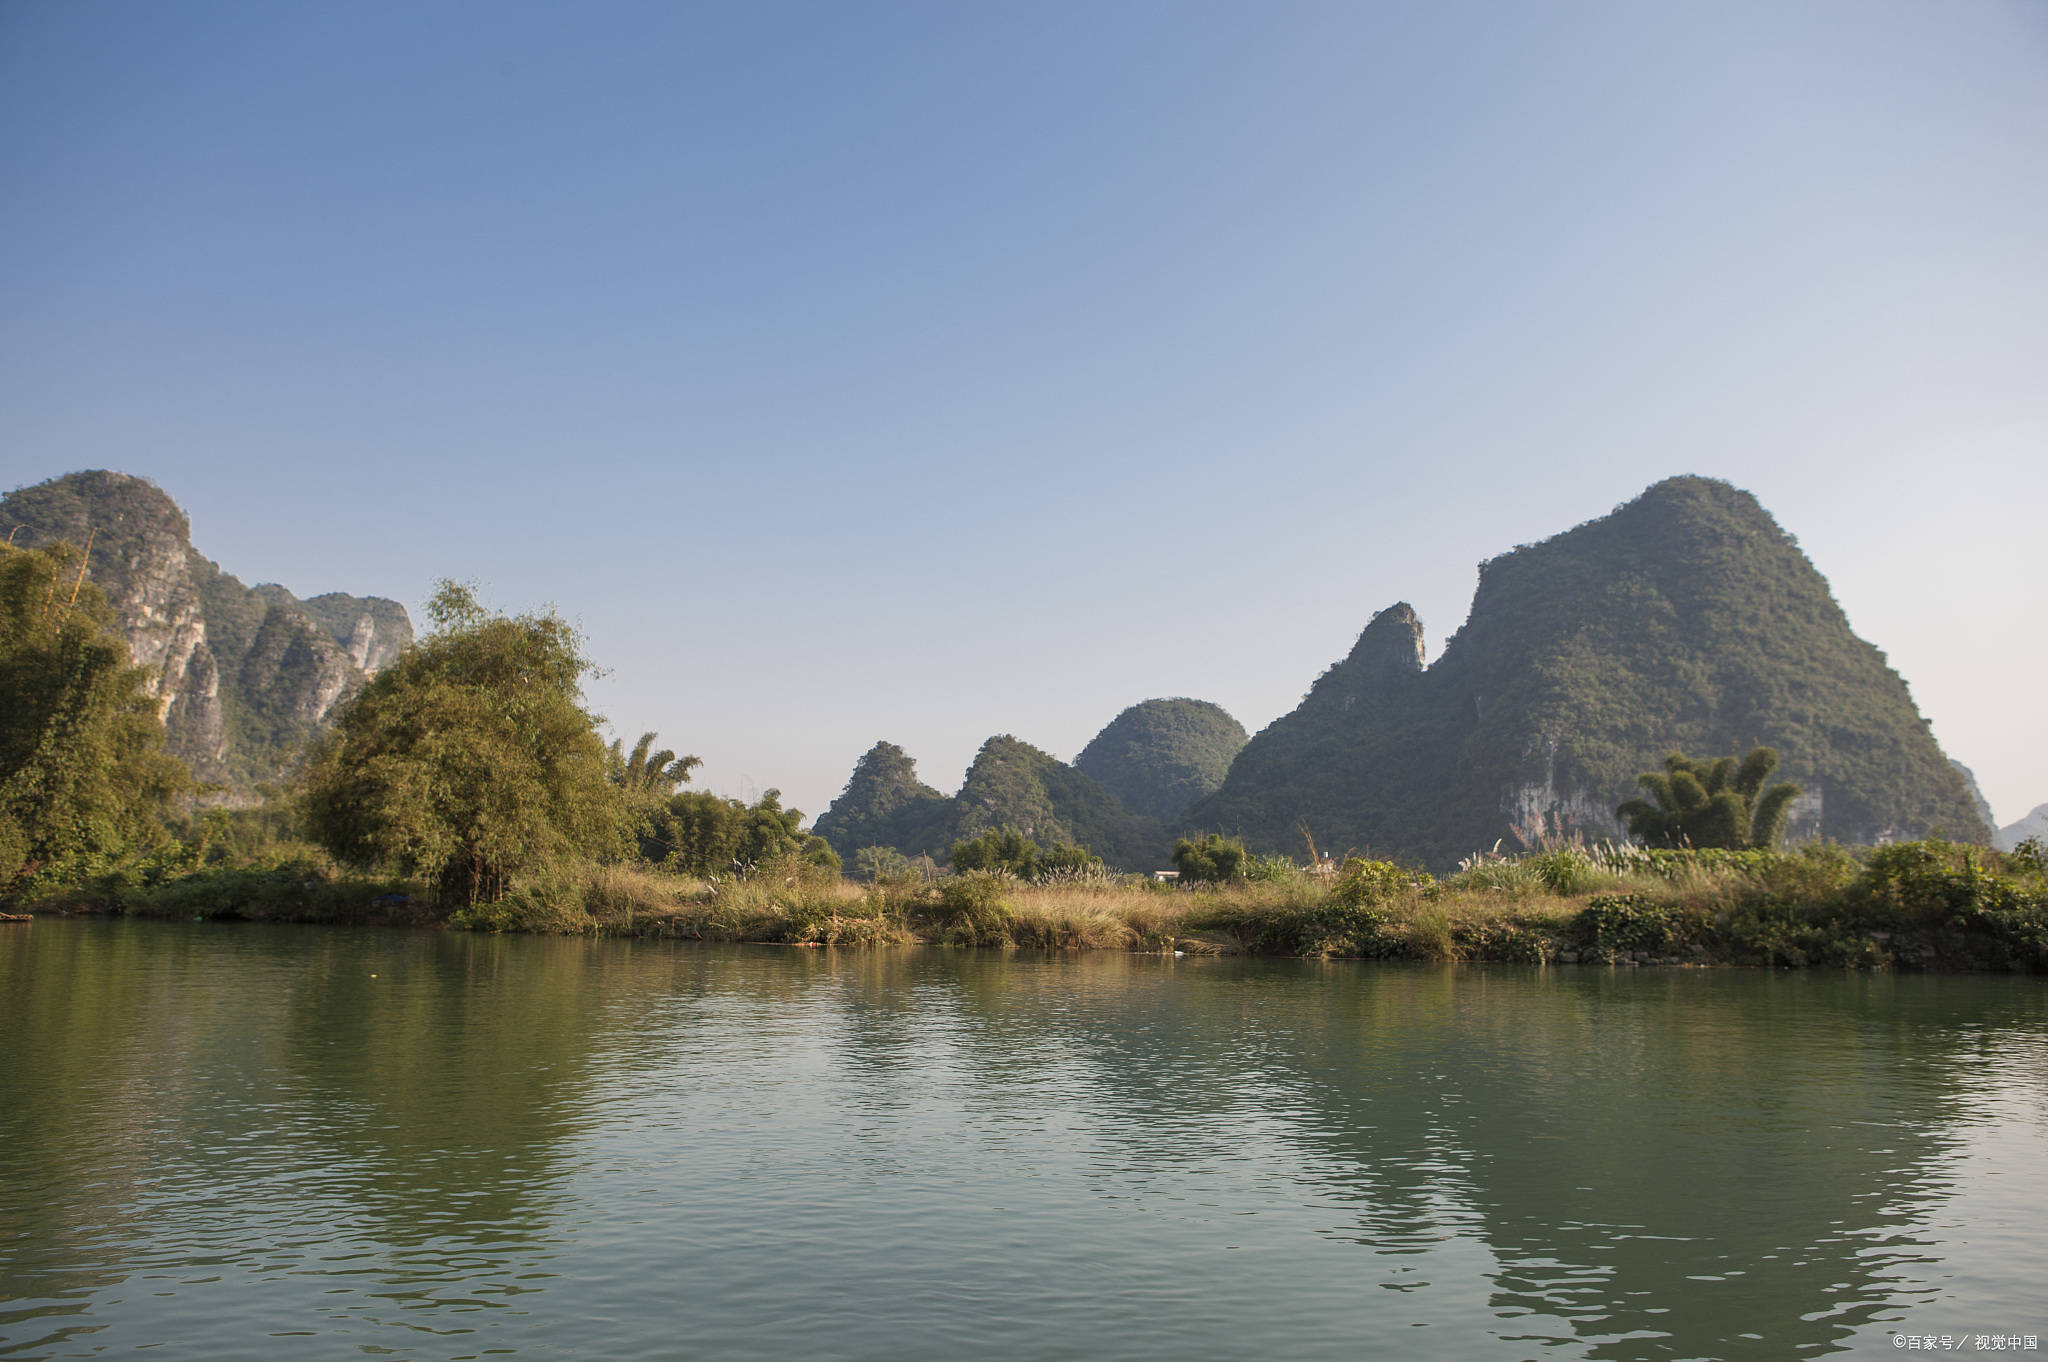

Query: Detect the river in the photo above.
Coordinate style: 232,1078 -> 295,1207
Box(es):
2,920 -> 2044,1360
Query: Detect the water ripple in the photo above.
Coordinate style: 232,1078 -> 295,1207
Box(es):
2,928 -> 2044,1360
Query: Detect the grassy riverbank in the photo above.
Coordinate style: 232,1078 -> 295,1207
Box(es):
23,838 -> 2048,972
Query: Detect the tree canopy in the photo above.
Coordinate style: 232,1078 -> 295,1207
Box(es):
948,824 -> 1100,880
0,541 -> 192,895
646,788 -> 840,877
301,581 -> 619,904
1172,833 -> 1248,882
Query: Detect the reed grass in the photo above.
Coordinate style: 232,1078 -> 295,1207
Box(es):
35,837 -> 2047,973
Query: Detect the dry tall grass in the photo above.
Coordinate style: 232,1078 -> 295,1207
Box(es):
439,840 -> 2047,974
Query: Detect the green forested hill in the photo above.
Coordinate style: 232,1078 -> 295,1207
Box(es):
1189,476 -> 1989,867
1073,698 -> 1248,822
1,471 -> 412,792
816,735 -> 1171,870
811,741 -> 953,862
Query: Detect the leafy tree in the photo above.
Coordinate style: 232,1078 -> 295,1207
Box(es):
1034,841 -> 1103,877
1617,747 -> 1800,850
1172,833 -> 1247,882
0,541 -> 192,895
650,788 -> 839,876
948,824 -> 1101,880
854,845 -> 919,882
301,581 -> 620,905
950,825 -> 1039,876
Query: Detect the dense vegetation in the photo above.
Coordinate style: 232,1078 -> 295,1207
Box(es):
0,541 -> 190,897
561,834 -> 2048,974
1191,477 -> 1990,867
636,789 -> 840,878
300,582 -> 620,905
63,828 -> 2042,976
948,826 -> 1100,880
1073,699 -> 1249,823
1171,833 -> 1249,883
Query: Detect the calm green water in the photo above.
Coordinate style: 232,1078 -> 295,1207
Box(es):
2,922 -> 2044,1360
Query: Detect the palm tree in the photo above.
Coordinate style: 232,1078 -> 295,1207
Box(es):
607,731 -> 701,797
1617,746 -> 1800,849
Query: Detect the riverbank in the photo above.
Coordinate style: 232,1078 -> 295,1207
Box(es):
19,839 -> 2048,972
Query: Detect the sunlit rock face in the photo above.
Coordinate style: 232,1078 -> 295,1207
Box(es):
2,470 -> 413,795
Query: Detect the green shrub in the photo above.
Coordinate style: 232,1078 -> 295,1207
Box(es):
932,872 -> 1015,945
1573,893 -> 1674,957
1457,920 -> 1551,963
1859,841 -> 2013,923
1173,834 -> 1247,883
1332,857 -> 1414,909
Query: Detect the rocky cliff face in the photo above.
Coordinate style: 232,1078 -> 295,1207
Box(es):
294,593 -> 410,676
1,471 -> 413,794
1189,476 -> 1989,866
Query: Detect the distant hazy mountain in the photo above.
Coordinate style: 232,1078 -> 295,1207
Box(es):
816,735 -> 1170,870
1073,698 -> 1248,823
1188,476 -> 1990,867
1998,804 -> 2048,853
2,470 -> 412,794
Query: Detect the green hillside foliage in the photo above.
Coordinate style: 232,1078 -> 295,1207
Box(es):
1073,698 -> 1249,822
1190,477 -> 1988,868
948,736 -> 1170,870
813,741 -> 954,862
295,592 -> 413,655
0,542 -> 191,896
1,470 -> 191,605
817,735 -> 1173,871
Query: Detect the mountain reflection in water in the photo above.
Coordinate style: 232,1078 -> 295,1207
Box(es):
2,923 -> 2042,1360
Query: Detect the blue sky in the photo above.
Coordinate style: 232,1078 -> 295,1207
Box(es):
4,0 -> 2045,826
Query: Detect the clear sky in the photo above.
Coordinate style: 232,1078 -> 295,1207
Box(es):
4,1 -> 2044,828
